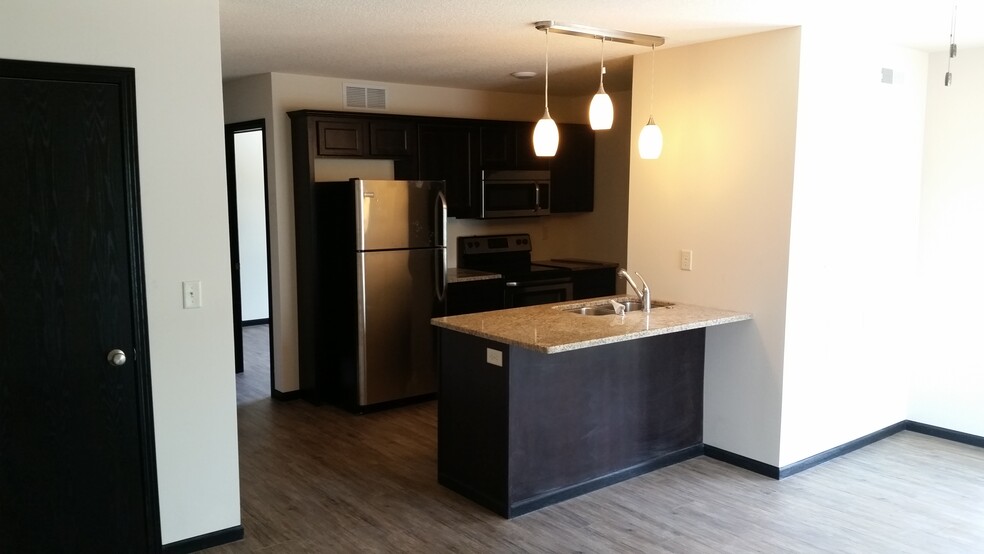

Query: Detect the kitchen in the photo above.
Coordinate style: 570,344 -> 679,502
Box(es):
4,0 -> 983,551
220,4 -> 984,547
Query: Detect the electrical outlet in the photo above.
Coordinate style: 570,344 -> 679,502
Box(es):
182,280 -> 202,309
486,348 -> 503,367
680,250 -> 693,271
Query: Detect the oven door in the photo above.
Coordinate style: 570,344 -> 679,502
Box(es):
503,277 -> 572,308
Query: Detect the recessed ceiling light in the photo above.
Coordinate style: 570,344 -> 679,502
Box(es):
511,71 -> 537,79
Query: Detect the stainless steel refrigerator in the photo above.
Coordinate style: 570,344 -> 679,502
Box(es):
310,178 -> 446,411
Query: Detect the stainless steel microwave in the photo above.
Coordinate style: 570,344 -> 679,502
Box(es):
479,169 -> 550,218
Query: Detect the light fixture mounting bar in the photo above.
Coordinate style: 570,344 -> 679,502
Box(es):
534,20 -> 664,47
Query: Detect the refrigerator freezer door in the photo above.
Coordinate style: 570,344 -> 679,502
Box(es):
356,247 -> 445,406
355,179 -> 446,251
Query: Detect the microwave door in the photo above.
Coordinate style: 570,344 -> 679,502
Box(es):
481,181 -> 541,218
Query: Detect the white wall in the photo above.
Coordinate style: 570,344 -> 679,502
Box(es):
234,130 -> 270,321
224,72 -> 629,393
781,28 -> 926,466
1,0 -> 240,545
629,29 -> 802,466
911,46 -> 984,436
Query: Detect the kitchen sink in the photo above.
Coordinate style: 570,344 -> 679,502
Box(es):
566,306 -> 618,316
562,300 -> 674,316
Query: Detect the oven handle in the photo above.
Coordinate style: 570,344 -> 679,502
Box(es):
505,277 -> 571,287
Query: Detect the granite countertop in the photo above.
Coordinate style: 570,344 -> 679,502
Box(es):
447,267 -> 502,284
431,295 -> 752,354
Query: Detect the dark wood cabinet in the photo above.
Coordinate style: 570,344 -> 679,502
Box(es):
550,123 -> 595,213
418,122 -> 476,218
478,121 -> 549,172
315,118 -> 367,157
571,266 -> 617,300
289,109 -> 594,218
370,119 -> 416,157
438,327 -> 706,518
310,113 -> 417,160
447,278 -> 504,316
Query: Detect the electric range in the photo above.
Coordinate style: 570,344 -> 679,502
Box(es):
457,233 -> 573,308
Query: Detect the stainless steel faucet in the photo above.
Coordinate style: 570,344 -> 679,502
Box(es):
617,268 -> 651,313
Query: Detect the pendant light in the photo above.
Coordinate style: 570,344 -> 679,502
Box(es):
533,29 -> 559,157
945,3 -> 957,86
638,43 -> 663,159
589,37 -> 614,130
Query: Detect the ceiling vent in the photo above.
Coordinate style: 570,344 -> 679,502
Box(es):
344,83 -> 387,110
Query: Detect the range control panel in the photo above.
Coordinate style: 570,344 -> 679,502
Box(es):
458,233 -> 531,255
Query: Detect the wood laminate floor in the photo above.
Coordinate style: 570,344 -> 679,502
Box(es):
213,326 -> 984,553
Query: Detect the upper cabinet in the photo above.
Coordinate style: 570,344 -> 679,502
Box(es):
314,118 -> 367,157
417,121 -> 476,218
309,114 -> 416,159
289,110 -> 594,218
478,121 -> 548,172
369,119 -> 416,157
550,123 -> 595,213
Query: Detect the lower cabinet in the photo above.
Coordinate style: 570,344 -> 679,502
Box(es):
447,278 -> 504,316
570,267 -> 617,300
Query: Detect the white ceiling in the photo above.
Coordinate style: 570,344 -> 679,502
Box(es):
219,0 -> 984,96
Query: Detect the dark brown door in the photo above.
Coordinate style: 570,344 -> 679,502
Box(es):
0,59 -> 160,551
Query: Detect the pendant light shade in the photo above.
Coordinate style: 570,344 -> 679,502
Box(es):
534,29 -> 559,157
589,88 -> 613,130
638,43 -> 663,160
589,38 -> 613,130
639,115 -> 663,159
534,109 -> 560,156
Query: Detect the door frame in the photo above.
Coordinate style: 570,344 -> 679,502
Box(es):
0,57 -> 161,550
224,119 -> 275,387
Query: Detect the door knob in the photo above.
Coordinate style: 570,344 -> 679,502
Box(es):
107,349 -> 127,367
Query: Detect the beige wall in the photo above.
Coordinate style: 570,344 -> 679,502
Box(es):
629,24 -> 980,469
2,0 -> 240,544
912,46 -> 984,436
628,28 -> 801,465
223,72 -> 630,393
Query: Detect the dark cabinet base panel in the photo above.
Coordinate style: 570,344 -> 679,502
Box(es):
440,444 -> 703,518
438,328 -> 706,518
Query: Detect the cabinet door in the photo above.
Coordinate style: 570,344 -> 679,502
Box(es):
515,121 -> 550,170
370,120 -> 416,157
478,122 -> 515,169
446,278 -> 505,316
315,118 -> 368,157
571,268 -> 616,300
480,121 -> 549,171
418,123 -> 476,218
550,123 -> 595,213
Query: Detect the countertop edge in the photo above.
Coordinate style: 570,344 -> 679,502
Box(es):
432,297 -> 753,354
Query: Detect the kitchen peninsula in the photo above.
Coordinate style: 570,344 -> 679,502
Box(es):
431,297 -> 751,518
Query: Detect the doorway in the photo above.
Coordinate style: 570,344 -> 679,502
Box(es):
225,120 -> 274,396
0,58 -> 160,551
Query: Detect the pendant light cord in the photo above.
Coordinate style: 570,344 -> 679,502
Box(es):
543,29 -> 550,111
599,37 -> 606,87
649,43 -> 655,114
946,3 -> 958,85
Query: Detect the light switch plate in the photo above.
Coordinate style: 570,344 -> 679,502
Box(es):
182,280 -> 202,309
680,250 -> 693,271
486,348 -> 503,367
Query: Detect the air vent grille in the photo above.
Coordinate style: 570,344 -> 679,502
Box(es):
344,84 -> 387,110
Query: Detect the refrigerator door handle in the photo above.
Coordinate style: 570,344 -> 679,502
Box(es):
435,248 -> 447,302
435,188 -> 448,247
435,187 -> 448,302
